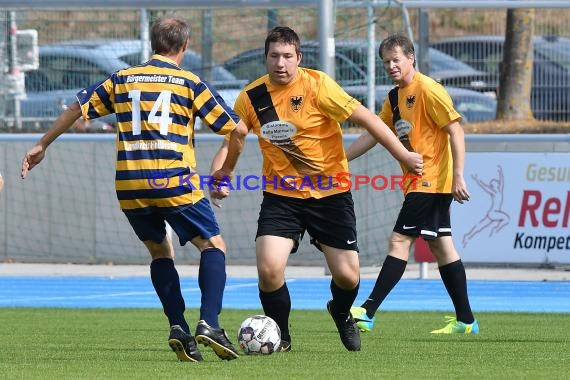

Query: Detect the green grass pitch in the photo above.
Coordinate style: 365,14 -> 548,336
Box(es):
0,308 -> 568,379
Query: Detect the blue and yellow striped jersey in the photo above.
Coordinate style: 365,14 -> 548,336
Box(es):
77,54 -> 239,214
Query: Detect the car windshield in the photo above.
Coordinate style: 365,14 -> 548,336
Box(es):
223,46 -> 369,86
429,48 -> 478,72
335,42 -> 480,84
120,50 -> 238,83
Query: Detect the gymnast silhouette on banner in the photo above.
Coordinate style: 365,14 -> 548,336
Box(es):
462,165 -> 510,248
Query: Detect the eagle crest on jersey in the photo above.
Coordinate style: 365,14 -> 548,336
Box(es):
406,95 -> 416,109
290,95 -> 304,112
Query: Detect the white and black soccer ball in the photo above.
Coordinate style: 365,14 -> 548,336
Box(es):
237,315 -> 281,355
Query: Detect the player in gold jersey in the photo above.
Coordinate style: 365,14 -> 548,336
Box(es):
347,33 -> 478,335
21,16 -> 248,362
211,27 -> 423,352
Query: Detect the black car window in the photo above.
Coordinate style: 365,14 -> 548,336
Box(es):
28,55 -> 109,91
335,44 -> 391,85
25,68 -> 51,92
61,57 -> 108,89
120,52 -> 141,67
299,49 -> 368,85
25,56 -> 72,92
225,46 -> 369,86
432,41 -> 502,73
224,53 -> 267,83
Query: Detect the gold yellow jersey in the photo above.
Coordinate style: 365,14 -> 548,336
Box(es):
234,67 -> 360,199
380,72 -> 461,194
77,54 -> 239,214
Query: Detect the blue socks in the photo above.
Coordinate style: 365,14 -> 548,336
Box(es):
198,248 -> 227,329
151,250 -> 227,333
150,258 -> 189,333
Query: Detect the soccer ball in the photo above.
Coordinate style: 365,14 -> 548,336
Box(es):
237,315 -> 281,355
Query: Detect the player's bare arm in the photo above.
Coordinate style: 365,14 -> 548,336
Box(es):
344,130 -> 377,162
444,120 -> 470,203
21,101 -> 82,179
348,105 -> 423,175
218,120 -> 248,177
209,138 -> 230,208
209,121 -> 248,207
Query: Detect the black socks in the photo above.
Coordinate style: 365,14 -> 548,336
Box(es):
259,283 -> 292,342
362,255 -> 407,318
439,259 -> 474,324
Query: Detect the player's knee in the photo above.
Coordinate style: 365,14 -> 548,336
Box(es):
208,235 -> 227,252
257,265 -> 285,291
145,242 -> 174,260
389,233 -> 413,259
330,265 -> 359,289
427,237 -> 459,263
144,239 -> 173,260
192,234 -> 226,253
258,276 -> 285,292
333,275 -> 359,290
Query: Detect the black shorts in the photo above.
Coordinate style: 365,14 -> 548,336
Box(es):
256,191 -> 358,253
393,192 -> 452,240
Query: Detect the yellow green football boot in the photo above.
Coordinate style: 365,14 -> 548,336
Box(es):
430,316 -> 479,334
350,306 -> 375,332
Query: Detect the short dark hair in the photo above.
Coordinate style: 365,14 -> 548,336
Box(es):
150,16 -> 190,56
264,26 -> 301,57
379,33 -> 416,67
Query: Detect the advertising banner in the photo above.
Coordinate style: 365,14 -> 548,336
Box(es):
452,152 -> 569,264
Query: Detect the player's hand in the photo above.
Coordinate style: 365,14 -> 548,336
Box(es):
210,168 -> 233,208
209,187 -> 229,208
452,175 -> 470,204
404,152 -> 423,176
21,144 -> 46,179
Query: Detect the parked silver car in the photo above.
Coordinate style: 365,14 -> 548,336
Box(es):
5,39 -> 243,130
344,84 -> 497,125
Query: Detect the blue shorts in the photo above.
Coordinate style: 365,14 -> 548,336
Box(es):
125,198 -> 220,246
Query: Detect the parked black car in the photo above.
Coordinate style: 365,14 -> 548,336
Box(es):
323,39 -> 497,95
223,42 -> 497,124
432,35 -> 570,121
223,40 -> 497,95
223,43 -> 369,86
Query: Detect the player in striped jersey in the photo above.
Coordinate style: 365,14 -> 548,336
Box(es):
21,16 -> 248,362
210,26 -> 423,352
347,33 -> 478,335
